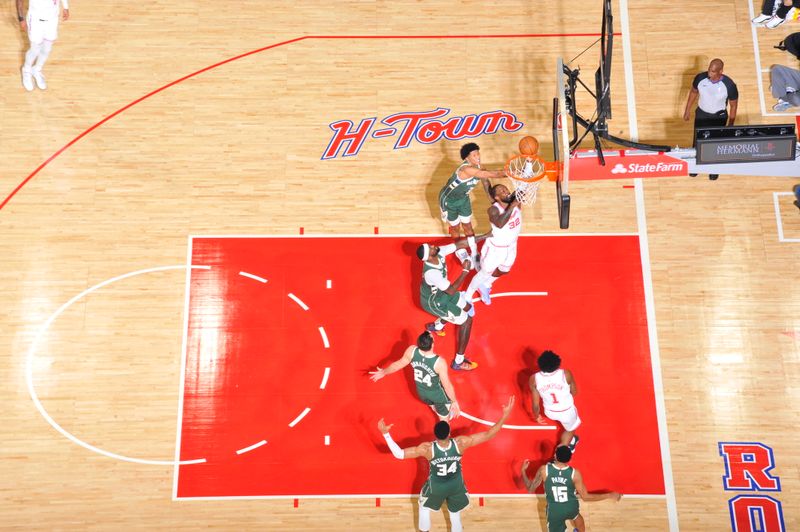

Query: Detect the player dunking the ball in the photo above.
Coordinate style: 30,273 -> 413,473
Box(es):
465,183 -> 521,305
378,396 -> 515,532
370,330 -> 461,420
438,143 -> 507,269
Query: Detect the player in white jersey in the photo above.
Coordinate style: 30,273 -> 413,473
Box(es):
529,350 -> 581,451
465,184 -> 521,306
17,0 -> 70,91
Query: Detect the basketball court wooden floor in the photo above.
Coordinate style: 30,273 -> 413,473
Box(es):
1,1 -> 798,530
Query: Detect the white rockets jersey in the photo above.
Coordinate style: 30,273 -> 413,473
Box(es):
488,202 -> 522,246
534,369 -> 574,412
28,0 -> 64,19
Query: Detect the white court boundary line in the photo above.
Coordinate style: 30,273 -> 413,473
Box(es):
239,271 -> 268,283
773,191 -> 800,241
175,492 -> 666,501
620,1 -> 679,530
190,232 -> 638,239
24,263 -> 209,469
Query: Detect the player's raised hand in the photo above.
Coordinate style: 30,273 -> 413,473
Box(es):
535,414 -> 548,425
377,418 -> 393,434
369,367 -> 385,382
521,459 -> 530,473
500,395 -> 516,420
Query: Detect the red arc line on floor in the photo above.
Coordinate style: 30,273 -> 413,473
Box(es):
2,32 -> 615,211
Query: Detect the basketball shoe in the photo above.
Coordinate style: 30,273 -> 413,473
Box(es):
425,321 -> 446,337
21,68 -> 33,91
766,16 -> 786,29
752,14 -> 772,25
568,435 -> 580,452
451,358 -> 478,371
32,70 -> 46,90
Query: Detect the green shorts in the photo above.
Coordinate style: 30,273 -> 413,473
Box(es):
440,197 -> 473,225
418,387 -> 451,416
422,292 -> 468,325
546,500 -> 580,532
419,479 -> 470,513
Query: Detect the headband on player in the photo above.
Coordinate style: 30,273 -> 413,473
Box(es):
419,243 -> 431,261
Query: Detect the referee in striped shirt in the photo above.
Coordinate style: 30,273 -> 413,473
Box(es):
683,59 -> 738,180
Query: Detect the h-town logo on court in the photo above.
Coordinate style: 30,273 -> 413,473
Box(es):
321,107 -> 524,160
611,163 -> 628,174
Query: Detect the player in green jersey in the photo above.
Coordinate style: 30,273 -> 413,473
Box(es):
415,233 -> 491,371
378,396 -> 515,532
521,446 -> 621,532
438,143 -> 507,268
369,330 -> 460,420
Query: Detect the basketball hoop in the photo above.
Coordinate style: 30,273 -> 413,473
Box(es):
504,154 -> 547,206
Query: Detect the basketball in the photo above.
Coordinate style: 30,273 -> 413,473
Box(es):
518,135 -> 539,156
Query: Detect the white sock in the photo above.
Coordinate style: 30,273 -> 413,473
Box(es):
467,236 -> 477,257
418,506 -> 431,531
449,510 -> 463,532
435,319 -> 444,331
24,43 -> 41,71
455,353 -> 465,364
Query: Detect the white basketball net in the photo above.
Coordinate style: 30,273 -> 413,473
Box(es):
506,156 -> 545,206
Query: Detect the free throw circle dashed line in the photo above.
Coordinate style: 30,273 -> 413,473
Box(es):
26,264 -> 210,465
236,440 -> 268,455
318,327 -> 330,348
287,293 -> 309,310
319,367 -> 331,389
460,411 -> 556,431
288,407 -> 312,428
239,271 -> 268,283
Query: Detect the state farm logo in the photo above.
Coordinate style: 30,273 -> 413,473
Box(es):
611,163 -> 628,174
609,161 -> 685,173
321,107 -> 524,160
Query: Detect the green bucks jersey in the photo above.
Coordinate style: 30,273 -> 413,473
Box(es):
544,462 -> 578,505
420,257 -> 449,310
438,162 -> 479,209
411,348 -> 447,396
429,440 -> 464,485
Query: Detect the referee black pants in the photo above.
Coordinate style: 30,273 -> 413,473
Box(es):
692,108 -> 728,147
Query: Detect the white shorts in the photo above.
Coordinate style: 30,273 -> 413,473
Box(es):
545,405 -> 581,432
27,14 -> 59,44
480,240 -> 517,273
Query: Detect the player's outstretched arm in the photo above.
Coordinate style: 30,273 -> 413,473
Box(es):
521,461 -> 546,493
573,469 -> 622,502
370,345 -> 415,382
455,396 -> 515,451
377,419 -> 432,460
461,165 -> 506,181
